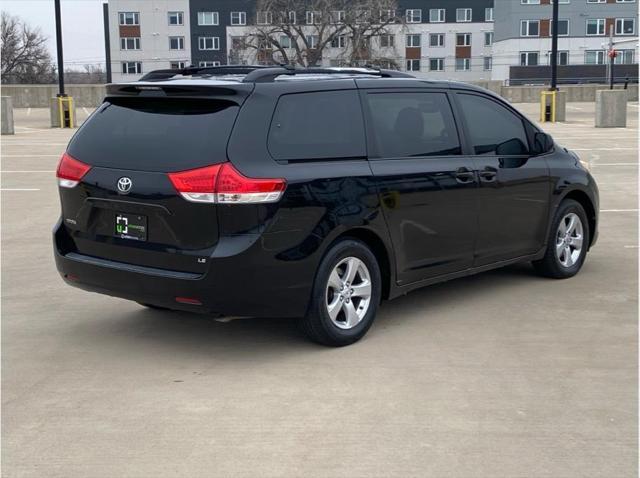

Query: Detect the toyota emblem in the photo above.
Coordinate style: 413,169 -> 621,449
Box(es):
117,177 -> 133,194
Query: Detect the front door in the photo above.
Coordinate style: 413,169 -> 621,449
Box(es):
453,92 -> 551,266
362,90 -> 478,285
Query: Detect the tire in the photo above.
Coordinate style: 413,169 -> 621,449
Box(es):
533,199 -> 590,279
300,239 -> 382,347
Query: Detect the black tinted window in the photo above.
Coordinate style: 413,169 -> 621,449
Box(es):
68,97 -> 238,172
268,90 -> 366,161
365,92 -> 461,158
457,94 -> 529,156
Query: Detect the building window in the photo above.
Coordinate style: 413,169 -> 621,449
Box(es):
406,34 -> 421,47
279,35 -> 292,49
586,19 -> 605,35
257,11 -> 273,25
521,0 -> 541,4
198,36 -> 219,50
198,12 -> 219,26
121,61 -> 142,74
484,32 -> 493,46
380,9 -> 395,22
521,20 -> 540,37
548,50 -> 569,65
168,11 -> 183,26
406,9 -> 422,23
406,59 -> 421,71
429,58 -> 444,71
231,11 -> 246,25
456,34 -> 471,46
429,9 -> 445,23
331,35 -> 346,48
306,35 -> 319,48
614,50 -> 635,64
616,18 -> 635,35
199,61 -> 221,67
329,11 -> 345,23
585,50 -> 606,64
169,36 -> 184,50
170,61 -> 186,69
485,8 -> 494,22
379,34 -> 394,48
120,37 -> 140,50
551,20 -> 569,36
520,51 -> 539,66
306,11 -> 320,24
455,58 -> 470,71
456,8 -> 472,22
118,12 -> 139,26
484,57 -> 492,71
287,11 -> 296,24
586,0 -> 606,3
429,33 -> 445,47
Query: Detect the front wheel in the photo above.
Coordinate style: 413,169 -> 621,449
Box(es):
533,199 -> 590,279
300,239 -> 381,347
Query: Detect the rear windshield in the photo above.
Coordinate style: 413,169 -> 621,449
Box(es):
67,97 -> 239,172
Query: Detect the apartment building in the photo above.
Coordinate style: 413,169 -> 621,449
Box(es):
226,0 -> 496,81
106,0 -> 637,83
108,0 -> 191,82
492,0 -> 639,83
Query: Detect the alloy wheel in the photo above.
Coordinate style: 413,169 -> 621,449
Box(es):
325,257 -> 372,330
555,212 -> 584,268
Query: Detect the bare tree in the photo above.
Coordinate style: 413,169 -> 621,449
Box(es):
1,12 -> 55,84
231,0 -> 402,68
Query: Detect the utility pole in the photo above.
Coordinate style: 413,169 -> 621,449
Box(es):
550,0 -> 559,90
54,0 -> 65,96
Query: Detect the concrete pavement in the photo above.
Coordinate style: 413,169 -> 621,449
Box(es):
1,103 -> 637,477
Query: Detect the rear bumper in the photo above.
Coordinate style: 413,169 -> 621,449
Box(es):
53,220 -> 314,318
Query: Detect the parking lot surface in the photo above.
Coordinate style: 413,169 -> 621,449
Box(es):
2,102 -> 638,477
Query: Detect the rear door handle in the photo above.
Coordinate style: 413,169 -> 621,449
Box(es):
455,167 -> 475,184
479,167 -> 498,182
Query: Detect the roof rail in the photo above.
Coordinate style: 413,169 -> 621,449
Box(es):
242,67 -> 414,83
138,65 -> 270,81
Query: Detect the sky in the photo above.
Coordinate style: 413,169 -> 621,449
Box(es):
1,0 -> 105,69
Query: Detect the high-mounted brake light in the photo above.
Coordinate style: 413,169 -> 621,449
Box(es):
168,163 -> 286,204
56,152 -> 91,188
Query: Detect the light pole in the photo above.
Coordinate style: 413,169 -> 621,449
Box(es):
54,0 -> 65,96
550,0 -> 559,90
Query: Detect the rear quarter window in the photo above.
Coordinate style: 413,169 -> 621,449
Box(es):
267,90 -> 366,161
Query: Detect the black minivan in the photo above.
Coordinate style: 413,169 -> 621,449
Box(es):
54,66 -> 599,346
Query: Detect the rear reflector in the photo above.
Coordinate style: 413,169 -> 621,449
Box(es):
168,163 -> 286,204
175,296 -> 203,305
56,152 -> 91,188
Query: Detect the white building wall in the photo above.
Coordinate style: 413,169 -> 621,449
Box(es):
226,21 -> 495,82
109,0 -> 191,82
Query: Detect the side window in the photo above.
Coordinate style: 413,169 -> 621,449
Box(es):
365,92 -> 461,158
457,94 -> 530,156
268,90 -> 366,161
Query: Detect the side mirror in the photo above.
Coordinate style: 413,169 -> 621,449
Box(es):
533,132 -> 554,155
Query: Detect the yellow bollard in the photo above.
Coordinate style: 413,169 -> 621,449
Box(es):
56,96 -> 75,128
540,90 -> 557,123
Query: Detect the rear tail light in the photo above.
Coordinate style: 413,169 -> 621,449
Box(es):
56,152 -> 91,188
168,163 -> 286,204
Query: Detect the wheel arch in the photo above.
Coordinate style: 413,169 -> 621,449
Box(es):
561,189 -> 597,248
332,228 -> 394,301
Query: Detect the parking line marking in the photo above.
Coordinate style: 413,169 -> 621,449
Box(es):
600,209 -> 639,213
0,154 -> 60,157
624,245 -> 639,249
27,108 -> 31,116
573,148 -> 637,151
593,163 -> 638,167
0,170 -> 55,173
82,107 -> 89,115
0,188 -> 41,191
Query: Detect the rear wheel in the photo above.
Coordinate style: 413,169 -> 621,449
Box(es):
301,239 -> 381,347
533,199 -> 589,279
